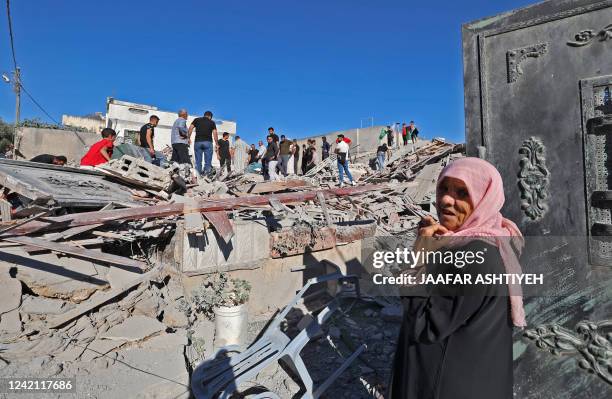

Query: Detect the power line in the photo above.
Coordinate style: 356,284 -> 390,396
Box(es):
5,0 -> 60,126
5,0 -> 77,134
6,0 -> 17,70
19,82 -> 61,125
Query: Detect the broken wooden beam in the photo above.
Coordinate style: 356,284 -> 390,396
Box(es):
5,184 -> 388,236
202,211 -> 234,243
237,179 -> 312,194
2,236 -> 146,272
270,226 -> 336,258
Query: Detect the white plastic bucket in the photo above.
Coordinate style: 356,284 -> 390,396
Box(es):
213,304 -> 248,350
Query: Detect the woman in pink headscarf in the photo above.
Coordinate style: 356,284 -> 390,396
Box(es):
390,157 -> 524,399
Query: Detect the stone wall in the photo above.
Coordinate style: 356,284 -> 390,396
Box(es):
16,127 -> 101,163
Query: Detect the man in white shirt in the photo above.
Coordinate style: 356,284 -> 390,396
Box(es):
257,140 -> 266,161
334,134 -> 356,187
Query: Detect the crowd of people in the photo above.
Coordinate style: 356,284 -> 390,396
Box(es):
19,109 -> 419,186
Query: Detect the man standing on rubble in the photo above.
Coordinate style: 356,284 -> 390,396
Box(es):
335,134 -> 356,187
139,115 -> 159,161
232,135 -> 249,173
170,109 -> 190,165
268,127 -> 279,143
376,142 -> 389,170
301,143 -> 308,175
321,136 -> 330,160
217,132 -> 232,175
263,135 -> 279,180
189,111 -> 218,177
248,144 -> 259,165
409,120 -> 418,144
306,139 -> 318,173
278,135 -> 292,176
386,125 -> 394,148
257,140 -> 266,162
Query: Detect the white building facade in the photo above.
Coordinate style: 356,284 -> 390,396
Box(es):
105,98 -> 237,165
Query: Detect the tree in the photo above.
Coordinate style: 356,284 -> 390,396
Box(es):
0,118 -> 15,152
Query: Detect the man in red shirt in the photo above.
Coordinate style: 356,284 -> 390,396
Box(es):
80,128 -> 117,167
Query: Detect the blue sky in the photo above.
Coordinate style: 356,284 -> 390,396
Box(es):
1,0 -> 534,144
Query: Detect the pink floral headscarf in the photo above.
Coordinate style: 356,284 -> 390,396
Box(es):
437,157 -> 526,327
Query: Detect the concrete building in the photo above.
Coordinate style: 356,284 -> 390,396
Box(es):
105,98 -> 237,163
61,113 -> 106,133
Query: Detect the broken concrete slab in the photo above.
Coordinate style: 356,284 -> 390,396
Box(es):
161,304 -> 189,329
65,330 -> 190,399
132,292 -> 164,319
0,308 -> 21,334
0,248 -> 107,303
47,265 -> 163,329
106,265 -> 143,290
0,271 -> 22,335
0,272 -> 22,315
20,295 -> 74,315
79,338 -> 128,362
100,315 -> 165,341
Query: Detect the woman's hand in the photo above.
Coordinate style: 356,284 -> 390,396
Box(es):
418,216 -> 448,237
413,216 -> 449,259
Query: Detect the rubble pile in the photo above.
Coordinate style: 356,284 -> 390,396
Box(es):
0,137 -> 462,398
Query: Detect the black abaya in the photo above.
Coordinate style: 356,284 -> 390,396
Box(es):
390,240 -> 513,399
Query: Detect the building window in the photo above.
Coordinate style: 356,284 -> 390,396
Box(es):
123,130 -> 140,145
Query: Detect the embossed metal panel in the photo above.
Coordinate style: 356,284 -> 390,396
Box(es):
582,75 -> 612,266
463,1 -> 612,398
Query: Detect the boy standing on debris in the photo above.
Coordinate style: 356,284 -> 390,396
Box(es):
80,128 -> 117,168
217,132 -> 232,175
335,135 -> 355,187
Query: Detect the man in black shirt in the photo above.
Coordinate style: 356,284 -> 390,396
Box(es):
263,135 -> 279,181
217,132 -> 232,174
376,143 -> 389,170
139,115 -> 159,160
268,127 -> 279,143
189,110 -> 218,176
30,154 -> 67,166
385,125 -> 394,147
321,136 -> 330,160
301,144 -> 308,175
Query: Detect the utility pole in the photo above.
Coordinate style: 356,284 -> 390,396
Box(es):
12,67 -> 20,157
